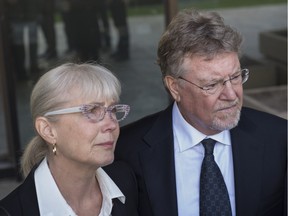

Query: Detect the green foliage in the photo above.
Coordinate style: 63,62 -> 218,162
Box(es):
127,0 -> 286,16
128,4 -> 164,16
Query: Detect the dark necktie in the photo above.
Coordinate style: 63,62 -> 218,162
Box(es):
200,138 -> 232,216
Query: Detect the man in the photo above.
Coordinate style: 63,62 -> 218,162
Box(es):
108,0 -> 130,61
39,0 -> 57,60
5,0 -> 42,80
115,9 -> 287,216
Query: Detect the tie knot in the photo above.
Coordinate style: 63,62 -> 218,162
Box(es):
202,138 -> 216,155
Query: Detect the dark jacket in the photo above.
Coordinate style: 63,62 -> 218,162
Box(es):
0,161 -> 139,216
115,105 -> 287,216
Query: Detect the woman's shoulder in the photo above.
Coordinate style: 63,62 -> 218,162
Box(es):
0,168 -> 39,216
103,160 -> 137,189
0,182 -> 24,216
0,206 -> 10,216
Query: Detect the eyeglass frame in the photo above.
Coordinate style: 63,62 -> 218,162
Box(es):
44,103 -> 130,122
178,68 -> 249,95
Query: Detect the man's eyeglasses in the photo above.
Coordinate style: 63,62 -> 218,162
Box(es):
44,104 -> 130,122
178,68 -> 249,95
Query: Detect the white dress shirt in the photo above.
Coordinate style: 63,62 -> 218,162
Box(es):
34,157 -> 125,216
172,103 -> 236,216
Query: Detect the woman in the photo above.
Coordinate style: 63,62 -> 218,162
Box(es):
0,63 -> 138,215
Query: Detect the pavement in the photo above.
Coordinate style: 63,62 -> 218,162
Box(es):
0,4 -> 287,199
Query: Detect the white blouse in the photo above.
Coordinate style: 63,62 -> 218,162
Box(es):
34,157 -> 125,216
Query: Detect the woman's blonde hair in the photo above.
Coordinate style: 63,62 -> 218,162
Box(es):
21,63 -> 121,177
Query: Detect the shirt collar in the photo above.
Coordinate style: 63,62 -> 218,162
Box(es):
96,167 -> 125,216
34,158 -> 125,216
35,157 -> 76,216
172,102 -> 231,152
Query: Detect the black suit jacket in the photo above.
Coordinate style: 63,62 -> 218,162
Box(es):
115,105 -> 287,216
0,161 -> 139,216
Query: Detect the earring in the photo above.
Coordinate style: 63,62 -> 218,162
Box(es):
52,143 -> 57,155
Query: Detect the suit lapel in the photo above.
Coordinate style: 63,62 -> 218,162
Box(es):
231,112 -> 263,216
139,105 -> 178,216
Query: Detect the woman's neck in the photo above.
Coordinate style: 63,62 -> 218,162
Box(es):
47,157 -> 103,215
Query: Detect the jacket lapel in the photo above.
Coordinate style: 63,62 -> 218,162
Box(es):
231,112 -> 263,216
140,105 -> 178,216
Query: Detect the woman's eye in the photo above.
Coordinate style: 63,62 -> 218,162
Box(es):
89,106 -> 101,114
110,107 -> 117,113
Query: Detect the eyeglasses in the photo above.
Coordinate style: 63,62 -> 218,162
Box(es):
44,104 -> 130,122
178,68 -> 249,95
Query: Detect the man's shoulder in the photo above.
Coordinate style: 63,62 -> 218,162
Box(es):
122,111 -> 161,130
120,105 -> 172,135
104,161 -> 135,180
103,161 -> 139,211
103,161 -> 137,193
241,107 -> 287,123
239,107 -> 287,133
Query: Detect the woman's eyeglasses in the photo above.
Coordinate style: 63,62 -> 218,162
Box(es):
44,104 -> 130,122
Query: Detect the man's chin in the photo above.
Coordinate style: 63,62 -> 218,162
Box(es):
211,111 -> 240,131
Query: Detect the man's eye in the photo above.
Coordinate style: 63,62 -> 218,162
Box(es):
232,74 -> 241,80
205,83 -> 218,90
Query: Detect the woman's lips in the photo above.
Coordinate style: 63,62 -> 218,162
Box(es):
97,141 -> 114,148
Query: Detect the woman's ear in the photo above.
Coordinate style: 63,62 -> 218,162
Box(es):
164,76 -> 181,102
35,117 -> 57,144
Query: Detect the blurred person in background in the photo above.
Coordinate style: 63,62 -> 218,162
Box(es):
5,0 -> 42,80
97,0 -> 111,51
57,1 -> 102,62
109,0 -> 130,61
69,1 -> 102,62
56,0 -> 76,56
39,0 -> 57,60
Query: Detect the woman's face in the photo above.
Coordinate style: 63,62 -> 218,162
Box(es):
50,93 -> 120,171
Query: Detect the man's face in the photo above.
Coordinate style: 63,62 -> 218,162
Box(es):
170,52 -> 243,135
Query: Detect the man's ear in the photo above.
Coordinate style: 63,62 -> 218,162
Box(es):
164,75 -> 181,102
35,117 -> 57,144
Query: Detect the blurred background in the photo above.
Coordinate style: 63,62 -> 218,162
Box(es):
0,0 -> 287,197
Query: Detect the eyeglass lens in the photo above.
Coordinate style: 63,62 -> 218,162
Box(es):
86,104 -> 129,122
204,69 -> 249,94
